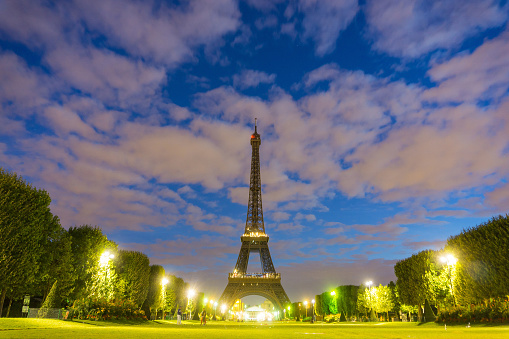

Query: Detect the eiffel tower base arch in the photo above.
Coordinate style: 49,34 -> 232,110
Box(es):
219,274 -> 291,311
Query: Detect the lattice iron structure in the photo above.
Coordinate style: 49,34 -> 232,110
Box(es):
219,120 -> 291,311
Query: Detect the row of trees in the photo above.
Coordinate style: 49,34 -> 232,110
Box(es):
308,283 -> 400,321
300,215 -> 509,323
0,168 -> 195,318
394,215 -> 509,322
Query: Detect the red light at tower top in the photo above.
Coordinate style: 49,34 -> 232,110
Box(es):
251,135 -> 255,138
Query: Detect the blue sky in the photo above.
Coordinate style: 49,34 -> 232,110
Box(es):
1,0 -> 509,302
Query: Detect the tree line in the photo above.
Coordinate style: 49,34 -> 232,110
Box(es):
0,168 -> 194,318
306,214 -> 509,323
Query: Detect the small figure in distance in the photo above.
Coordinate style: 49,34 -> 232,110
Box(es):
201,308 -> 207,325
177,308 -> 182,325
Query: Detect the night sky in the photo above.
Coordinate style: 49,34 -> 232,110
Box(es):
1,0 -> 508,303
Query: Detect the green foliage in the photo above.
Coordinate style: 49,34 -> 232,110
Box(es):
41,280 -> 61,309
320,292 -> 331,315
69,298 -> 146,321
90,256 -> 117,301
395,250 -> 444,308
142,265 -> 165,316
114,250 -> 150,307
445,215 -> 509,305
67,225 -> 117,302
436,298 -> 509,323
336,285 -> 359,318
314,294 -> 323,316
323,314 -> 342,322
0,168 -> 61,316
375,284 -> 395,318
388,281 -> 400,313
356,287 -> 369,315
163,275 -> 188,315
329,290 -> 338,314
35,228 -> 75,306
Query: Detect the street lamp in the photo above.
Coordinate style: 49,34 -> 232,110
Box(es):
304,301 -> 308,318
161,278 -> 169,320
366,281 -> 373,321
98,251 -> 115,300
221,304 -> 226,320
99,251 -> 114,266
311,299 -> 315,323
440,254 -> 457,303
186,289 -> 195,320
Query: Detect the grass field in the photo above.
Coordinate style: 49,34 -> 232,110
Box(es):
1,319 -> 508,338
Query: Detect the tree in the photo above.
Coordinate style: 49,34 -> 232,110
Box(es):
336,285 -> 359,319
313,294 -> 323,317
67,225 -> 117,302
0,168 -> 61,317
164,275 -> 188,316
320,292 -> 331,315
445,215 -> 509,305
142,265 -> 165,318
394,250 -> 439,321
374,284 -> 395,320
388,281 -> 400,317
356,287 -> 369,317
115,250 -> 150,307
36,227 -> 74,307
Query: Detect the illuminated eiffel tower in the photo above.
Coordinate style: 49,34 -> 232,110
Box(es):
219,120 -> 290,310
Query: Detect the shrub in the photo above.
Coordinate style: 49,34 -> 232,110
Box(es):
68,298 -> 147,321
436,298 -> 509,323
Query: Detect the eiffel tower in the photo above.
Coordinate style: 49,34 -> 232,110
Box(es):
219,120 -> 291,311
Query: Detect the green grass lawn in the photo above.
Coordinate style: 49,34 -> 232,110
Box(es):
1,319 -> 508,338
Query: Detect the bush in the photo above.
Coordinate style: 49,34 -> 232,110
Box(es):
68,298 -> 147,321
436,298 -> 509,323
324,314 -> 341,323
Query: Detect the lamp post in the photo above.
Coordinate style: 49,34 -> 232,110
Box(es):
221,304 -> 226,320
440,254 -> 457,304
304,300 -> 308,318
311,299 -> 315,323
99,251 -> 114,300
366,281 -> 373,321
161,278 -> 169,320
187,289 -> 195,320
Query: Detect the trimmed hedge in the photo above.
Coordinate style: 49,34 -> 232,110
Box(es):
436,298 -> 509,323
68,298 -> 147,321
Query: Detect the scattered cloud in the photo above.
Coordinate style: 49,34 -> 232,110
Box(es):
364,0 -> 509,58
233,69 -> 276,89
298,0 -> 359,56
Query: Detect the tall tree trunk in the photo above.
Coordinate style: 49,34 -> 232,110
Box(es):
0,288 -> 6,317
6,298 -> 13,317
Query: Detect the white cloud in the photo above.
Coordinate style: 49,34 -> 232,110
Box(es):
233,69 -> 276,89
298,0 -> 359,56
0,52 -> 52,110
73,0 -> 241,66
45,46 -> 165,104
424,31 -> 509,103
364,0 -> 508,58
